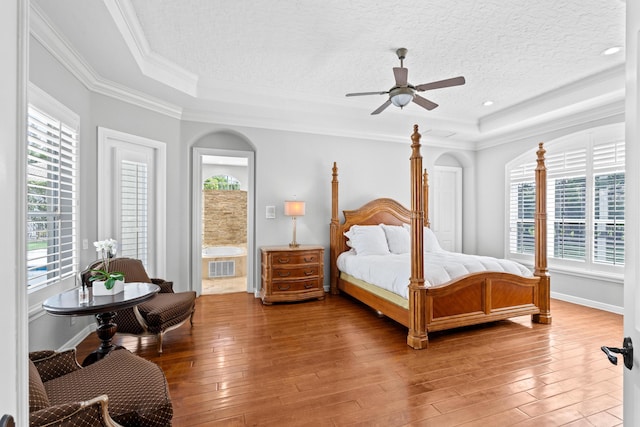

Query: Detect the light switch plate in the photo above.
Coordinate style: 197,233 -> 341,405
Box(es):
266,205 -> 276,219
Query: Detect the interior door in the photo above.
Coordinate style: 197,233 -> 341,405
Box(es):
432,166 -> 462,252
623,5 -> 640,425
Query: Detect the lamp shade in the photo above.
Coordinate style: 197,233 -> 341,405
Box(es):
284,200 -> 305,216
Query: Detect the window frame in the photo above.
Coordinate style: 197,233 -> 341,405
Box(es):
506,123 -> 624,277
27,84 -> 80,293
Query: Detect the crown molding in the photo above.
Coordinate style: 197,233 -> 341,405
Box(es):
474,65 -> 625,143
475,97 -> 624,150
181,101 -> 477,151
30,3 -> 183,119
103,0 -> 199,97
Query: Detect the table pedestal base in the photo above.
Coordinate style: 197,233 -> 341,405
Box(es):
82,311 -> 123,366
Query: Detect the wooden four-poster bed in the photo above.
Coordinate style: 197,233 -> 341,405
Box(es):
329,124 -> 551,349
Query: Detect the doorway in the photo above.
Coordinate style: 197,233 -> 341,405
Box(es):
200,155 -> 248,295
431,165 -> 462,252
192,147 -> 255,296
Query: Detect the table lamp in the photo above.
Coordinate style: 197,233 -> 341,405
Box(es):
284,200 -> 305,248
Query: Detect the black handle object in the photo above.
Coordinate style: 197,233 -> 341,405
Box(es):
601,337 -> 633,370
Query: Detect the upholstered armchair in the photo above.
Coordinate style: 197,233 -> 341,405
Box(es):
82,257 -> 196,353
29,348 -> 172,426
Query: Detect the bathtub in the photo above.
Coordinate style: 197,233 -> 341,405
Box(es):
202,246 -> 246,278
202,246 -> 246,257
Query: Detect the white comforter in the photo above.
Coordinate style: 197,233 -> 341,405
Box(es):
336,250 -> 533,300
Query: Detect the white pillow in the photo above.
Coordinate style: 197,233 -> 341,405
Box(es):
424,227 -> 444,252
344,225 -> 390,256
402,224 -> 444,252
380,224 -> 410,254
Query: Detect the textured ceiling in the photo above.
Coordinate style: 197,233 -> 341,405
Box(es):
31,0 -> 626,142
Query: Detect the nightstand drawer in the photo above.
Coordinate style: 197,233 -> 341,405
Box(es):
272,266 -> 319,279
270,251 -> 320,265
271,278 -> 322,293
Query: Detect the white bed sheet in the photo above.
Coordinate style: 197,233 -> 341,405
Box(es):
336,250 -> 533,300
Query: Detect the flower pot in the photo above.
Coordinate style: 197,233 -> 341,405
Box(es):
92,280 -> 125,296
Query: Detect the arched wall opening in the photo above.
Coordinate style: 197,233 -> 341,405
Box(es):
190,130 -> 257,296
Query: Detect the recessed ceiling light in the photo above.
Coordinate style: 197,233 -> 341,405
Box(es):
483,100 -> 494,107
602,46 -> 622,56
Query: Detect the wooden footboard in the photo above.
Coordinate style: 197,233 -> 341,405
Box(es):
425,272 -> 540,331
338,272 -> 541,334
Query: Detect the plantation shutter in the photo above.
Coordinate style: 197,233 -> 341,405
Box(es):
546,149 -> 587,261
508,161 -> 536,255
592,141 -> 625,265
27,105 -> 78,288
120,160 -> 148,265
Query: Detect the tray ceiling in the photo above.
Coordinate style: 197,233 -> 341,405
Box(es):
31,0 -> 626,143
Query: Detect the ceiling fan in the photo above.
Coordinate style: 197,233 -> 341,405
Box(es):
346,48 -> 466,115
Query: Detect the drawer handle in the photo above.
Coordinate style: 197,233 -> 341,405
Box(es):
277,271 -> 291,277
304,283 -> 314,289
303,257 -> 315,262
304,270 -> 315,276
277,284 -> 291,291
277,257 -> 290,264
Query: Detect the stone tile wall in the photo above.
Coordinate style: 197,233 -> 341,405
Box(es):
202,190 -> 247,246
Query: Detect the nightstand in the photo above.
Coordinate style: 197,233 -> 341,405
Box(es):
260,245 -> 325,304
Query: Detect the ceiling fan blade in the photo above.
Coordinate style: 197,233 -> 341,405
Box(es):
371,99 -> 392,115
393,67 -> 408,86
413,95 -> 438,111
415,76 -> 466,92
346,91 -> 388,97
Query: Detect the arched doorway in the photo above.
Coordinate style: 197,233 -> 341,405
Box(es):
191,131 -> 256,296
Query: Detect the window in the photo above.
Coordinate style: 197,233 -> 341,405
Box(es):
508,124 -> 624,272
203,175 -> 241,190
27,89 -> 79,289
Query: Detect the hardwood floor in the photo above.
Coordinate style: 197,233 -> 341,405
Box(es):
202,276 -> 247,295
75,293 -> 623,426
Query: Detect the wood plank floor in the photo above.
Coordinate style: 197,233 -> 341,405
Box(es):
75,293 -> 624,426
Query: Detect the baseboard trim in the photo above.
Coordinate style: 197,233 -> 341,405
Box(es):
551,291 -> 623,315
59,323 -> 96,352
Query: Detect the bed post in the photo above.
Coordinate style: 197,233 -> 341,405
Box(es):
407,125 -> 429,349
533,143 -> 552,324
423,169 -> 430,228
330,162 -> 340,295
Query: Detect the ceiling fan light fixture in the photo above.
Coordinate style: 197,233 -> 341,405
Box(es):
390,87 -> 414,107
